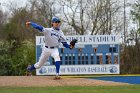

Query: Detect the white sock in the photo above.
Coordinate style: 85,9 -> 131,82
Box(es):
56,73 -> 59,76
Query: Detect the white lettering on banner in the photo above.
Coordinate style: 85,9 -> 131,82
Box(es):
66,35 -> 119,44
47,68 -> 55,73
36,36 -> 44,45
60,68 -> 66,72
88,66 -> 107,72
36,65 -> 120,75
67,67 -> 87,73
36,35 -> 121,45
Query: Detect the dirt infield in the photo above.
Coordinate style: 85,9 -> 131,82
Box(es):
0,76 -> 129,87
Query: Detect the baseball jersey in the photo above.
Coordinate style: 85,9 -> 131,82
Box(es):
30,22 -> 69,48
42,27 -> 67,47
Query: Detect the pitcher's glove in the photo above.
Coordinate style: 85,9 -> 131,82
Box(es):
70,39 -> 78,49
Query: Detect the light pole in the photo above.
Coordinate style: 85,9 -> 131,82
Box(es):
124,0 -> 126,45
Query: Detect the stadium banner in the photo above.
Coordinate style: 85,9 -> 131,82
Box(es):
36,64 -> 120,75
36,35 -> 120,75
36,35 -> 121,45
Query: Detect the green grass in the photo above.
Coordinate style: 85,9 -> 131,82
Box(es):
0,85 -> 140,93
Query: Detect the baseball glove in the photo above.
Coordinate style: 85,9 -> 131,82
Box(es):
70,39 -> 78,49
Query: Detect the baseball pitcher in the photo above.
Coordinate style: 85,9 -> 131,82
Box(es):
26,16 -> 77,79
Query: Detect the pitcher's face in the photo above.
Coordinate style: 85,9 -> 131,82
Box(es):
52,21 -> 61,28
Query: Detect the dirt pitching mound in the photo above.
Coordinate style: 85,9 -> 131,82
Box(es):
0,76 -> 129,87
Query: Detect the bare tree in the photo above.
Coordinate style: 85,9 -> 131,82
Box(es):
0,10 -> 4,38
59,0 -> 123,35
0,9 -> 8,39
130,0 -> 140,46
60,0 -> 89,35
28,0 -> 60,27
0,10 -> 4,25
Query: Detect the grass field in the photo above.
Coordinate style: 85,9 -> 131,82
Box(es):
0,85 -> 140,93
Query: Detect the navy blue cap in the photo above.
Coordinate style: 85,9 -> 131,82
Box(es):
52,17 -> 61,23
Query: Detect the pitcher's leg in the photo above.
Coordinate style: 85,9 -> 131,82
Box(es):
55,61 -> 60,76
27,47 -> 50,71
34,53 -> 49,69
51,48 -> 61,79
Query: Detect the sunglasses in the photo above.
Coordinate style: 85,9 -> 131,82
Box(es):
53,21 -> 60,23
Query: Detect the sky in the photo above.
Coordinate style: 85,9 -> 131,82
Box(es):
0,0 -> 138,29
0,0 -> 137,10
0,0 -> 27,5
0,0 -> 27,12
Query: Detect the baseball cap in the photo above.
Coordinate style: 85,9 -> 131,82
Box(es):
52,16 -> 61,23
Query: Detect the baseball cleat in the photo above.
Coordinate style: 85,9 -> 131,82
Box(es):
26,65 -> 32,76
27,65 -> 31,71
25,71 -> 32,76
53,76 -> 61,80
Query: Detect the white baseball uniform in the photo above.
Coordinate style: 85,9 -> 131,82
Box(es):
27,17 -> 70,78
34,27 -> 67,69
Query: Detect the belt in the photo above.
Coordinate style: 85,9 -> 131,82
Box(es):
45,46 -> 57,49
